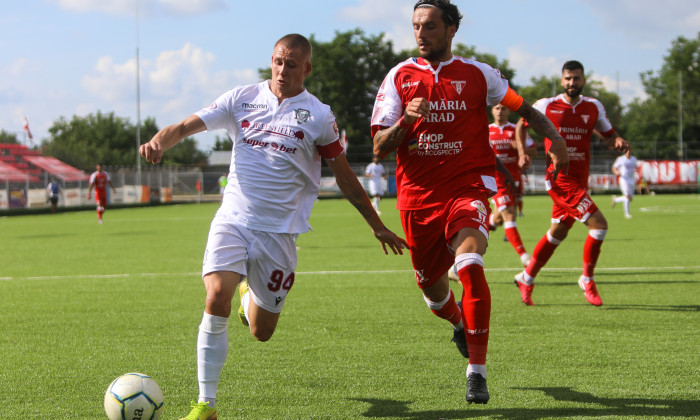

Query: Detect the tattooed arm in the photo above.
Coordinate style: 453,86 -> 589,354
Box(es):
515,100 -> 569,181
325,153 -> 408,255
373,97 -> 431,159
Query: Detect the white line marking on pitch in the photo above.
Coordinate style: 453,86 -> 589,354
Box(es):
2,266 -> 699,281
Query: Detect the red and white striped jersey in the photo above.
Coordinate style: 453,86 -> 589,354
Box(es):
530,94 -> 614,186
371,56 -> 509,210
489,122 -> 522,183
89,171 -> 110,191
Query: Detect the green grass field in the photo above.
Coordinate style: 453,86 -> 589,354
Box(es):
1,194 -> 699,419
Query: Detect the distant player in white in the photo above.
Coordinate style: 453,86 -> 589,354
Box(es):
611,148 -> 639,218
364,155 -> 386,214
140,34 -> 408,420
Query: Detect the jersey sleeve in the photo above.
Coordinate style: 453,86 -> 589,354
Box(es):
522,98 -> 550,128
370,65 -> 404,136
195,89 -> 236,131
475,61 -> 510,106
592,98 -> 614,137
316,109 -> 343,159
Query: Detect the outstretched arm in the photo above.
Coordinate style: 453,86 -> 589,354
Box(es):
603,131 -> 630,153
515,101 -> 569,182
140,114 -> 207,164
325,153 -> 408,255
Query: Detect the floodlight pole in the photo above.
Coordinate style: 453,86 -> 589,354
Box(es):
678,71 -> 683,161
136,0 -> 142,185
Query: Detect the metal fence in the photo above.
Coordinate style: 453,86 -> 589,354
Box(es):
2,151 -> 698,211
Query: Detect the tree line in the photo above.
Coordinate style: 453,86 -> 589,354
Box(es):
2,29 -> 698,170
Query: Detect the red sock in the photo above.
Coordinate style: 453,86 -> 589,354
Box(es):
526,232 -> 560,278
428,289 -> 462,326
583,235 -> 604,278
458,259 -> 490,365
504,223 -> 526,255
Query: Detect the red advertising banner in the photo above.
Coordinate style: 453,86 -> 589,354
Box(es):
638,160 -> 700,185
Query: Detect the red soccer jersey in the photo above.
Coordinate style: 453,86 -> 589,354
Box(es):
529,94 -> 614,186
489,122 -> 522,184
371,56 -> 509,210
89,171 -> 110,193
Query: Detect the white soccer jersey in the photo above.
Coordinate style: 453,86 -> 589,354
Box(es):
365,162 -> 386,195
613,154 -> 638,182
196,81 -> 341,234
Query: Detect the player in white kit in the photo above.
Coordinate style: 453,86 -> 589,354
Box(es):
365,155 -> 386,214
611,148 -> 639,218
140,34 -> 408,420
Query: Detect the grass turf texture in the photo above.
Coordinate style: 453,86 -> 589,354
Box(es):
0,194 -> 698,419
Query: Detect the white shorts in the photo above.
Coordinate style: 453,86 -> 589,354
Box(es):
202,214 -> 297,313
619,177 -> 636,198
368,180 -> 384,197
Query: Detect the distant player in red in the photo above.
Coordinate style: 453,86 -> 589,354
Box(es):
371,0 -> 568,404
87,163 -> 116,224
488,104 -> 536,267
514,60 -> 629,306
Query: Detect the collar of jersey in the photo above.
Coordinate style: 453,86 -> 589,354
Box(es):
263,80 -> 309,105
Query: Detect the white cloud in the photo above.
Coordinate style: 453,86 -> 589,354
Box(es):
579,0 -> 699,48
338,0 -> 415,51
49,0 -> 226,17
506,45 -> 646,106
589,74 -> 647,106
78,43 -> 258,149
83,56 -> 137,102
507,46 -> 561,85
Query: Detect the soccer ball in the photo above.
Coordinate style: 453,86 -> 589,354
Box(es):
104,372 -> 164,420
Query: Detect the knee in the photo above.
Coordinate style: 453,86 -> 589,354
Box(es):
550,225 -> 569,241
205,290 -> 232,318
249,325 -> 275,342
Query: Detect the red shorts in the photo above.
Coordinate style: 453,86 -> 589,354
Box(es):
547,178 -> 599,226
95,189 -> 107,208
492,181 -> 518,211
400,189 -> 491,288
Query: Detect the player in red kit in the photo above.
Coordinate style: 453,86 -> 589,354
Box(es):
87,163 -> 116,224
487,104 -> 536,267
371,0 -> 568,404
514,60 -> 629,306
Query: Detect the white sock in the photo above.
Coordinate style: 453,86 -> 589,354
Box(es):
467,364 -> 487,378
614,196 -> 626,203
623,200 -> 631,216
372,197 -> 380,210
197,312 -> 229,407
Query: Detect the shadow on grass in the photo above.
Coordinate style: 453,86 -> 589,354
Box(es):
352,386 -> 700,418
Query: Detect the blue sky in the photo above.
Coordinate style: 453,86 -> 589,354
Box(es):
2,0 -> 699,151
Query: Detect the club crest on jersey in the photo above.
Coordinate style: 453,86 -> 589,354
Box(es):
471,200 -> 487,215
581,115 -> 590,124
414,269 -> 428,284
451,80 -> 466,95
294,108 -> 311,124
